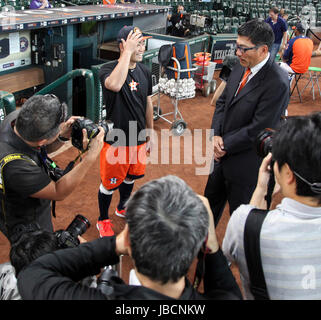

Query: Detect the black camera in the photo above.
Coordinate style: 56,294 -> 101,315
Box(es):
55,214 -> 91,249
219,55 -> 239,82
255,128 -> 275,158
97,266 -> 119,297
71,118 -> 114,151
255,128 -> 277,210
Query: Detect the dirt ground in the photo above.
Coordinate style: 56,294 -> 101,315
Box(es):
0,54 -> 320,293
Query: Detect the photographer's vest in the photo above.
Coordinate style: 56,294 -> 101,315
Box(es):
0,111 -> 52,240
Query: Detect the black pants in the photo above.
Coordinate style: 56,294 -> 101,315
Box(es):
204,161 -> 256,226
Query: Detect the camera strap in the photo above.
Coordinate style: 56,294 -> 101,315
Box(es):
193,235 -> 211,290
243,208 -> 269,300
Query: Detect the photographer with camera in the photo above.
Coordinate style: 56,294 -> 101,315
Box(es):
222,112 -> 321,300
0,215 -> 94,300
0,94 -> 105,242
17,175 -> 242,300
167,5 -> 190,37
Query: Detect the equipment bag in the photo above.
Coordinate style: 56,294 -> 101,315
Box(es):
243,208 -> 270,300
165,42 -> 192,80
158,44 -> 173,68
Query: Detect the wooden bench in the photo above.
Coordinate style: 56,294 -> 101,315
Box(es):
99,41 -> 120,60
0,67 -> 45,93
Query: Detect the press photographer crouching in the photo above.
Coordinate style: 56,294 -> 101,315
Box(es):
0,215 -> 94,300
223,112 -> 321,300
167,5 -> 190,37
17,175 -> 242,300
0,94 -> 106,243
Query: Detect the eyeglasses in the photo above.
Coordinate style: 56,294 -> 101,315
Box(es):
236,44 -> 260,54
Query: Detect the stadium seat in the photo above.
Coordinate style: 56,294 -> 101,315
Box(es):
243,1 -> 250,15
258,7 -> 265,17
210,10 -> 218,18
239,16 -> 247,24
232,16 -> 239,26
223,17 -> 232,33
217,16 -> 225,32
217,9 -> 224,17
250,8 -> 258,18
235,2 -> 244,16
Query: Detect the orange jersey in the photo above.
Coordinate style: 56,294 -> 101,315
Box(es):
283,36 -> 313,74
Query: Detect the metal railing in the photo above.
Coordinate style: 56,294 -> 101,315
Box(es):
35,68 -> 96,121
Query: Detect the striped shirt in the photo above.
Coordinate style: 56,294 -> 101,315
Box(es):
222,198 -> 321,300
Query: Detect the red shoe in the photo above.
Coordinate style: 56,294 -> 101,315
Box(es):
96,219 -> 114,237
115,207 -> 126,218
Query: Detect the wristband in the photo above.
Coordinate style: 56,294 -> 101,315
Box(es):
57,135 -> 70,143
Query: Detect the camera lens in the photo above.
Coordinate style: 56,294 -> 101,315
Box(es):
255,129 -> 274,158
66,214 -> 91,239
99,120 -> 114,142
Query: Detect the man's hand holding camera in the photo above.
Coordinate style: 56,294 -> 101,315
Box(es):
250,153 -> 281,209
31,122 -> 105,201
81,126 -> 105,161
58,116 -> 81,141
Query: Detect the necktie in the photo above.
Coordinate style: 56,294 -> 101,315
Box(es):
236,68 -> 251,95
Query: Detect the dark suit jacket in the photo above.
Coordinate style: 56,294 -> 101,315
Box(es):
211,55 -> 290,186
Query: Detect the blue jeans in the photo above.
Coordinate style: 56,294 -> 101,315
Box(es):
270,43 -> 280,61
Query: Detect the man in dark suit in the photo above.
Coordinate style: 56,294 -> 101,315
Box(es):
204,19 -> 290,226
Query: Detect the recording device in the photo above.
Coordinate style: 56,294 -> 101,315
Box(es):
219,55 -> 239,82
183,13 -> 213,29
71,118 -> 114,151
55,214 -> 91,249
255,128 -> 274,158
255,128 -> 275,209
10,214 -> 90,248
183,13 -> 213,36
97,266 -> 119,297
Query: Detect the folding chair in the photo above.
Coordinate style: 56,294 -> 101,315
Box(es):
289,72 -> 304,103
300,67 -> 321,101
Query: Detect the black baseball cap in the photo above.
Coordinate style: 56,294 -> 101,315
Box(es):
294,22 -> 305,33
116,26 -> 152,43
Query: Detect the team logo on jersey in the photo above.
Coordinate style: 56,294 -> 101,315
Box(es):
129,80 -> 139,91
110,177 -> 117,184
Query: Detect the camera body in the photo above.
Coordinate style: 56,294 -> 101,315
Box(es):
55,214 -> 91,249
182,13 -> 213,36
71,118 -> 114,151
97,266 -> 119,296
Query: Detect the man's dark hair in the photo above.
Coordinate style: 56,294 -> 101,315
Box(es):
272,112 -> 321,204
10,229 -> 59,276
126,175 -> 209,284
269,6 -> 279,14
238,19 -> 275,49
15,94 -> 67,142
